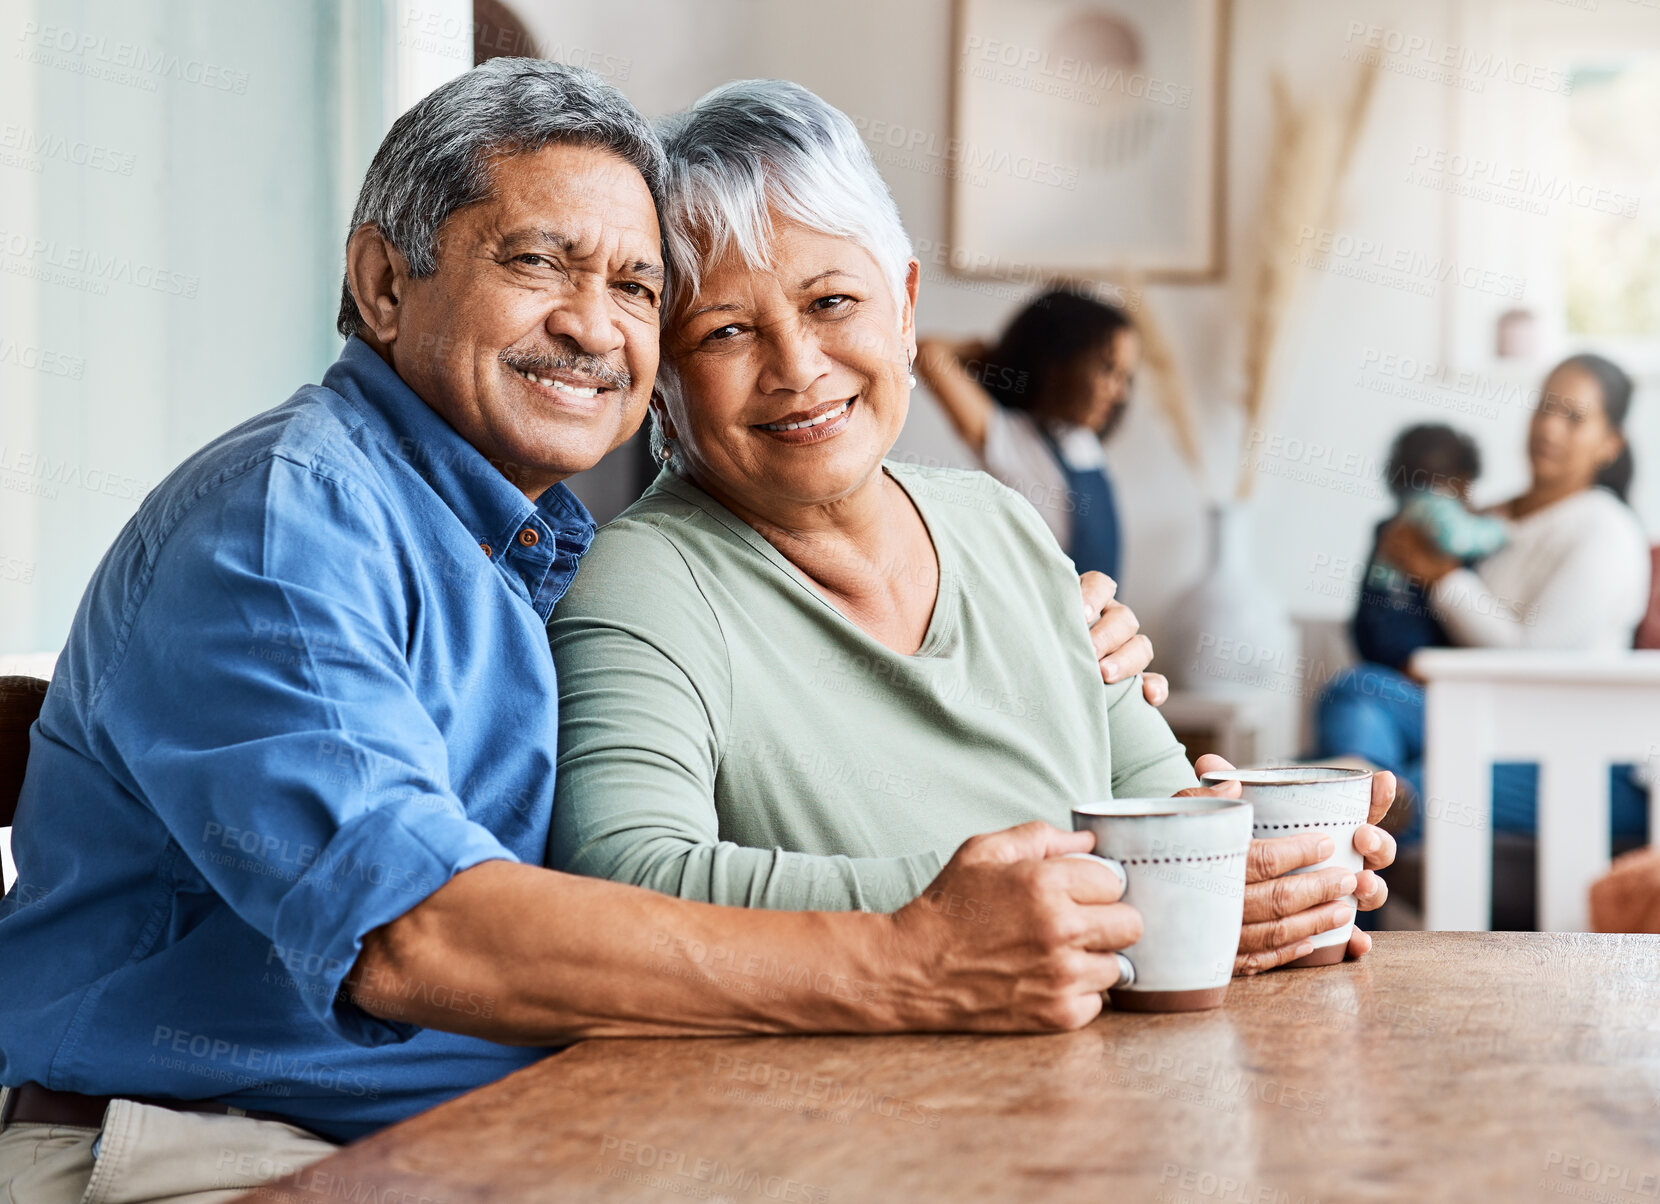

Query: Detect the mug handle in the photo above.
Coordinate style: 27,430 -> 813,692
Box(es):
1060,853 -> 1136,988
1061,850 -> 1128,892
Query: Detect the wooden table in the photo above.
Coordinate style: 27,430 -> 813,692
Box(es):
239,933 -> 1660,1203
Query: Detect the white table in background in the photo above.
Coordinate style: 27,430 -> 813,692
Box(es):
1416,648 -> 1660,931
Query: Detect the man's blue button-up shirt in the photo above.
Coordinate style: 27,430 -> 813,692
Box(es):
0,337 -> 595,1141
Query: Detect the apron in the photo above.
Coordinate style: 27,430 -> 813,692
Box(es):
1039,426 -> 1122,583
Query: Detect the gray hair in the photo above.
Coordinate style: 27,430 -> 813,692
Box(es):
649,80 -> 914,472
336,57 -> 665,339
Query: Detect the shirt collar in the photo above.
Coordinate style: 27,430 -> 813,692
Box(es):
323,336 -> 596,617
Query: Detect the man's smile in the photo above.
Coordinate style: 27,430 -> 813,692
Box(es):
510,366 -> 609,400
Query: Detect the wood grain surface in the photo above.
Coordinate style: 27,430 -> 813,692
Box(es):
237,932 -> 1660,1203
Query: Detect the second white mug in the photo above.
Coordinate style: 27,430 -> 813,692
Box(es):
1201,765 -> 1373,967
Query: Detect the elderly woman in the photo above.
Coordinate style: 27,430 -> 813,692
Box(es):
548,80 -> 1396,972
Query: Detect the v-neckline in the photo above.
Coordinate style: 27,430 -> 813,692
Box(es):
661,463 -> 960,660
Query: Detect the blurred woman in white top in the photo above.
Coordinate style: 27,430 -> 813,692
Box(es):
1381,353 -> 1648,650
1319,353 -> 1651,878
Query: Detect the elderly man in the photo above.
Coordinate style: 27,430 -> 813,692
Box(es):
0,59 -> 1389,1200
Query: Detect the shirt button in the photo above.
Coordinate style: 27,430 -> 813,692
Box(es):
517,528 -> 540,548
479,542 -> 493,558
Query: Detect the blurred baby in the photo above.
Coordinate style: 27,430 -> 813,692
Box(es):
1352,423 -> 1508,670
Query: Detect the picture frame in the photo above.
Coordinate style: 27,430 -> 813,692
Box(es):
947,0 -> 1230,284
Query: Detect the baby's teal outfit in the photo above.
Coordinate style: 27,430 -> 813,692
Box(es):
1377,492 -> 1509,596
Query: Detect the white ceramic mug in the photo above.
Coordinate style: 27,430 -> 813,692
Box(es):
1200,765 -> 1373,967
1069,797 -> 1253,1013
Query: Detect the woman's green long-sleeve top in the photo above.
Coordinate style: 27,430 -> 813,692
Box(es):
546,461 -> 1198,911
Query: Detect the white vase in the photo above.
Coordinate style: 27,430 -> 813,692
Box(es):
1164,504 -> 1299,698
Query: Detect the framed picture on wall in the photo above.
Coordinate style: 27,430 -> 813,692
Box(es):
948,0 -> 1229,283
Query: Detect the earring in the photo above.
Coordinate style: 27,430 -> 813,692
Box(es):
907,354 -> 917,389
659,443 -> 673,461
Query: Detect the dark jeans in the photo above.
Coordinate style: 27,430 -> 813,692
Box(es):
1314,662 -> 1648,843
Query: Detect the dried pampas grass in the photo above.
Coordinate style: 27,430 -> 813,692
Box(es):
1235,61 -> 1377,499
1121,272 -> 1204,476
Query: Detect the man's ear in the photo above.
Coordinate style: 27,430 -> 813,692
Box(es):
345,225 -> 409,345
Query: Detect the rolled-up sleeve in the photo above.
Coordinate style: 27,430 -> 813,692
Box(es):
1105,675 -> 1200,798
1429,507 -> 1649,650
91,460 -> 515,1046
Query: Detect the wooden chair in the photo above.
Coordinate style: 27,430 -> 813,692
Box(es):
0,676 -> 48,830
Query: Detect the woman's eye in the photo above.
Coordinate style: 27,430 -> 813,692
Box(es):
703,324 -> 743,343
811,294 -> 854,313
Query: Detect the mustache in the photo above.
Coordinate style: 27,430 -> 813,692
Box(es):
499,342 -> 632,391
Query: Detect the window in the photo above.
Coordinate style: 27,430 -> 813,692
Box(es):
1559,61 -> 1660,340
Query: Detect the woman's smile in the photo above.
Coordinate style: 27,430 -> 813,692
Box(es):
754,396 -> 857,442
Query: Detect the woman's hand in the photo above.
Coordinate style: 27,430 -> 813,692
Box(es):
1377,519 -> 1461,586
1179,756 -> 1398,974
1079,572 -> 1167,706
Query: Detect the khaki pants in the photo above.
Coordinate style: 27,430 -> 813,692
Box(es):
0,1090 -> 337,1204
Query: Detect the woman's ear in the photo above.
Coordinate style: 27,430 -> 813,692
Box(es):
649,389 -> 678,441
901,258 -> 921,365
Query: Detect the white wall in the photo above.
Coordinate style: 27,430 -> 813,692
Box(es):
529,0 -> 1660,656
7,0 -> 1656,655
0,0 -> 467,655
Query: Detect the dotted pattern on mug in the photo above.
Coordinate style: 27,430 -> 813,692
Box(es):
1118,851 -> 1249,865
1254,820 -> 1360,832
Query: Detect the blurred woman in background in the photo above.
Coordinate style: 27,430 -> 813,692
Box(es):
1318,353 -> 1650,925
915,292 -> 1137,584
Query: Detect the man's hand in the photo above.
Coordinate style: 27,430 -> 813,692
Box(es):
888,822 -> 1141,1031
1079,571 -> 1166,706
348,834 -> 1139,1044
1184,755 -> 1398,975
1591,846 -> 1660,933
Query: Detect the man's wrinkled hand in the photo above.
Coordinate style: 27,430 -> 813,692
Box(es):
1078,571 -> 1164,705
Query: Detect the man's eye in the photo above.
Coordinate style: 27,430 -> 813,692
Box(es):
616,281 -> 658,305
514,253 -> 550,267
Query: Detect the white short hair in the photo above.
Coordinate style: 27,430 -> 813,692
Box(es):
650,80 -> 914,470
